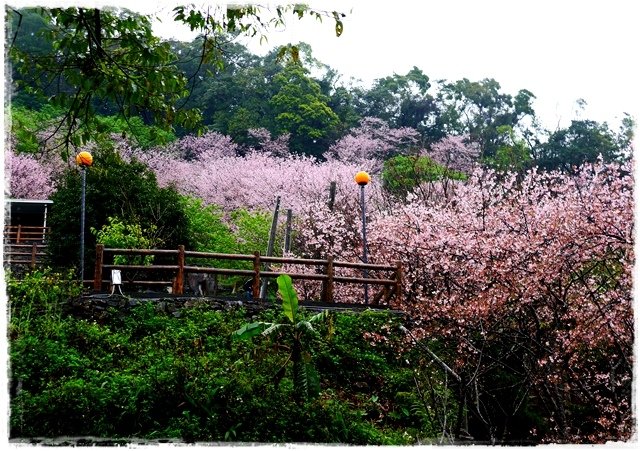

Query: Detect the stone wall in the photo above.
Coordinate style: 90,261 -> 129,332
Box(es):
63,293 -> 401,324
65,293 -> 273,322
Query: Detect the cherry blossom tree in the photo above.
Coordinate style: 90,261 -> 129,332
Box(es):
246,128 -> 291,157
119,130 -> 386,216
4,147 -> 56,199
323,117 -> 420,170
424,134 -> 481,174
365,160 -> 633,443
163,130 -> 238,161
283,152 -> 633,442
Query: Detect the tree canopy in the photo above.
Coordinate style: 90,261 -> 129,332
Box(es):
6,6 -> 634,169
4,6 -> 635,445
6,5 -> 346,154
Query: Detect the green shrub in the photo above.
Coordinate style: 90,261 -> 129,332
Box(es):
179,196 -> 236,254
46,148 -> 190,274
179,197 -> 281,291
91,216 -> 158,265
94,115 -> 176,149
382,154 -> 467,198
10,105 -> 64,154
9,289 -> 436,444
7,268 -> 81,338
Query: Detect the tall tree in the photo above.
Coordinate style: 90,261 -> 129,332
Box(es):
7,8 -> 55,110
198,45 -> 279,144
359,67 -> 442,142
534,118 -> 633,172
437,78 -> 536,159
317,67 -> 362,136
6,4 -> 346,156
269,61 -> 341,157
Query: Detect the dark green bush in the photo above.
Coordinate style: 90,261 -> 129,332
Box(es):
46,148 -> 190,275
8,274 -> 430,444
382,154 -> 467,198
10,302 -> 424,444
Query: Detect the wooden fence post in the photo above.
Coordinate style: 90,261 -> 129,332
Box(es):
260,196 -> 280,299
174,245 -> 185,295
252,251 -> 261,299
16,224 -> 22,243
324,256 -> 334,303
394,261 -> 403,302
94,244 -> 104,292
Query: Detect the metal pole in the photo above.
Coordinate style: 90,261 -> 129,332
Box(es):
80,166 -> 87,285
42,204 -> 48,242
360,184 -> 369,304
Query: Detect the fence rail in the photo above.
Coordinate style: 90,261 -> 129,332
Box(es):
4,225 -> 49,244
3,243 -> 47,268
93,245 -> 402,305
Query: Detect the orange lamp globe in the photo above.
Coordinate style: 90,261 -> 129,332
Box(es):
354,171 -> 371,186
76,151 -> 93,167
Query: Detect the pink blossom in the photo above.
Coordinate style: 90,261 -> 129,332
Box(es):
424,134 -> 481,174
4,147 -> 56,199
323,117 -> 420,169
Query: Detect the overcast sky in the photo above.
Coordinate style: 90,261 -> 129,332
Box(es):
147,0 -> 640,134
5,0 -> 640,134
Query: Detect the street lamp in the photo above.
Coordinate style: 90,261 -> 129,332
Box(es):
76,151 -> 93,286
354,171 -> 371,304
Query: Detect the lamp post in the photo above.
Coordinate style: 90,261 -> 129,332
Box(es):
354,171 -> 371,304
76,151 -> 93,286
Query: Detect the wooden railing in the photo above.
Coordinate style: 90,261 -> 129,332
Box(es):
4,225 -> 49,269
4,225 -> 49,244
3,243 -> 47,268
93,245 -> 402,305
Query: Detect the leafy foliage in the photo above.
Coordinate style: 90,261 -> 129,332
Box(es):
357,67 -> 441,140
437,78 -> 536,159
178,197 -> 277,290
46,148 -> 189,274
382,154 -> 467,198
93,115 -> 176,149
9,272 -> 419,444
485,125 -> 532,171
7,4 -> 347,154
270,62 -> 341,157
8,10 -> 633,174
91,216 -> 158,265
9,105 -> 64,154
234,274 -> 330,402
535,119 -> 631,171
8,7 -> 201,155
179,196 -> 236,254
7,268 -> 82,339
